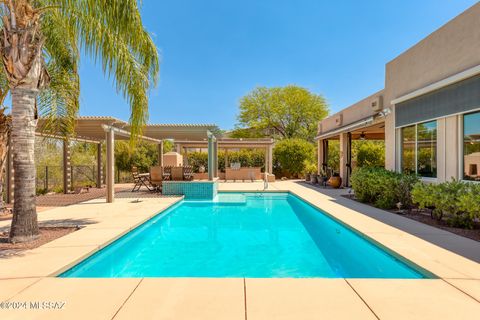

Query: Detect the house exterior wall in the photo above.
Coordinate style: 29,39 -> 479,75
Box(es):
384,2 -> 480,179
317,3 -> 480,183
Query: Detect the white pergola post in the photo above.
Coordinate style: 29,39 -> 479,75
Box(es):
63,140 -> 71,194
96,143 -> 103,188
268,144 -> 273,174
158,140 -> 164,166
207,135 -> 214,181
106,128 -> 115,203
213,140 -> 218,178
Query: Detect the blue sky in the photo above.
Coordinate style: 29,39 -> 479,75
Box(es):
78,0 -> 478,129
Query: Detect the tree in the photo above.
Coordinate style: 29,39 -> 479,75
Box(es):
236,85 -> 328,141
273,138 -> 314,178
0,1 -> 159,242
0,107 -> 10,212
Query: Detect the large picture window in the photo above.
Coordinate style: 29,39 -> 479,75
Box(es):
401,120 -> 437,177
463,111 -> 480,181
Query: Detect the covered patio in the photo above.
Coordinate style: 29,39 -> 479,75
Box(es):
174,138 -> 275,181
316,92 -> 388,187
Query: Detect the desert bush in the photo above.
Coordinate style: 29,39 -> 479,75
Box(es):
273,139 -> 314,178
412,180 -> 480,228
350,167 -> 419,209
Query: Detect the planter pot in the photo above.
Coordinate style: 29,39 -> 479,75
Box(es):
328,176 -> 342,188
310,174 -> 318,184
305,173 -> 311,181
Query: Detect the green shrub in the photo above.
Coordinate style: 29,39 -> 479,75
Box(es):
186,150 -> 266,173
350,167 -> 419,209
412,180 -> 480,228
354,141 -> 385,168
273,139 -> 314,178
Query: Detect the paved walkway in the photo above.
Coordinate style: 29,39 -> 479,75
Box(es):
0,181 -> 478,319
293,181 -> 480,263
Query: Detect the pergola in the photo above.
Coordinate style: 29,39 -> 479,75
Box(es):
5,117 -> 218,204
174,138 -> 274,176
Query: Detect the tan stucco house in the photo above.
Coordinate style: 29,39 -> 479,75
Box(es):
316,2 -> 480,186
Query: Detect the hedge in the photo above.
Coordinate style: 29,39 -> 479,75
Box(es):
412,180 -> 480,228
350,167 -> 419,209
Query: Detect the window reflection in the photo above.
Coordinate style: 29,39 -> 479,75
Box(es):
417,121 -> 437,178
401,125 -> 415,175
464,111 -> 480,181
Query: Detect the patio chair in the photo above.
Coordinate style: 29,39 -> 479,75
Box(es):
183,165 -> 194,181
162,166 -> 172,181
150,166 -> 163,192
132,166 -> 154,192
171,166 -> 184,181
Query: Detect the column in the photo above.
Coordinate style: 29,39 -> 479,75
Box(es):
63,140 -> 71,194
339,133 -> 348,187
96,143 -> 103,188
106,129 -> 115,203
157,140 -> 164,166
213,140 -> 218,178
268,144 -> 273,174
207,136 -> 213,181
6,136 -> 13,204
317,139 -> 324,175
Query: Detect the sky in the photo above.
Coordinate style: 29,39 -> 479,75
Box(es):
77,0 -> 478,130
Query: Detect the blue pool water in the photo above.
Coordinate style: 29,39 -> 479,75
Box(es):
60,193 -> 428,278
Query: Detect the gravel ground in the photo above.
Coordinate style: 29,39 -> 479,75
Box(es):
0,227 -> 80,257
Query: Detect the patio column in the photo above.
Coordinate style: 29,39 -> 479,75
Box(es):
96,143 -> 103,188
6,136 -> 13,204
267,144 -> 273,174
207,135 -> 214,181
213,140 -> 219,178
157,140 -> 163,166
339,133 -> 348,187
106,128 -> 115,203
317,139 -> 324,175
63,140 -> 71,194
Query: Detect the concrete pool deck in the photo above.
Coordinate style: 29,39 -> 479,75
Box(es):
0,181 -> 479,319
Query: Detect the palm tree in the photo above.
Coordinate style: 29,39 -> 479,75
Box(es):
0,0 -> 159,242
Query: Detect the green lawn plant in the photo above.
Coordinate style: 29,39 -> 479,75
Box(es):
350,167 -> 419,209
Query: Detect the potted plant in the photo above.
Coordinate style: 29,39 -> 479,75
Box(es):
303,161 -> 316,182
328,172 -> 342,188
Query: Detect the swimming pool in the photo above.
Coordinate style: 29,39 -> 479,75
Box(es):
60,192 -> 429,278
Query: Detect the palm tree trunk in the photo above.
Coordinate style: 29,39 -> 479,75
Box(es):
0,115 -> 9,213
9,87 -> 39,242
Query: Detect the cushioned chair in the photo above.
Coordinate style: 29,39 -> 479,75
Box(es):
150,166 -> 163,192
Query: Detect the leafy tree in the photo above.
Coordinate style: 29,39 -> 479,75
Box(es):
236,85 -> 328,141
273,138 -> 314,178
0,1 -> 159,242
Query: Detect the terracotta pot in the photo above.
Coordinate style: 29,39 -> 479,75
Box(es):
328,176 -> 342,188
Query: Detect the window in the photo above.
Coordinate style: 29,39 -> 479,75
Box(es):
401,120 -> 437,177
401,125 -> 415,175
463,111 -> 480,181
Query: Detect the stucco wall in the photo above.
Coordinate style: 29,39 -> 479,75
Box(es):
318,90 -> 384,135
384,2 -> 480,172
